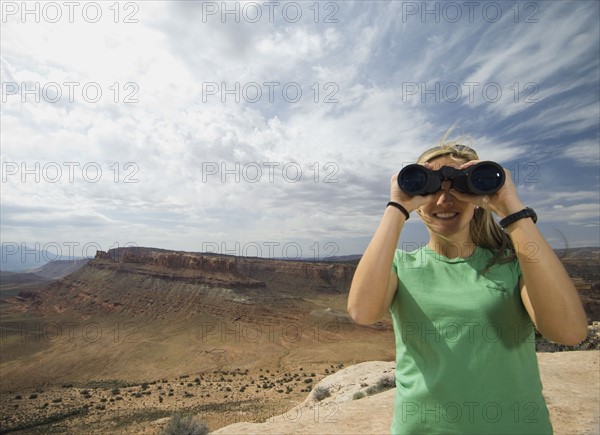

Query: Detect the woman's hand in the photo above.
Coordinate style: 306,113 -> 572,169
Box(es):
451,160 -> 526,219
390,162 -> 437,212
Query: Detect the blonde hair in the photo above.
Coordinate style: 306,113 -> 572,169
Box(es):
417,131 -> 515,269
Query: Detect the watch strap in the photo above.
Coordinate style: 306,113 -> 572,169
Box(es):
499,207 -> 537,229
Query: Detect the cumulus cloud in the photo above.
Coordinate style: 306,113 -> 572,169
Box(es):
1,0 -> 598,256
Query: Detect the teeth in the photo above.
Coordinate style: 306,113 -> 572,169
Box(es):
435,213 -> 458,219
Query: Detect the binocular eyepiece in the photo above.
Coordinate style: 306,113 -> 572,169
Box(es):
398,161 -> 505,196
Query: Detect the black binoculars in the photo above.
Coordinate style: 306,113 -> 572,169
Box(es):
398,161 -> 505,196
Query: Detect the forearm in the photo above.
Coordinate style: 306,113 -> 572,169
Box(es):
347,206 -> 405,324
506,217 -> 588,344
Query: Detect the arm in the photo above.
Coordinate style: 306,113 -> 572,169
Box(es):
347,206 -> 404,325
455,162 -> 588,345
347,173 -> 433,325
509,219 -> 588,345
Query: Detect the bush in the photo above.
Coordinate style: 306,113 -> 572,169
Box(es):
312,385 -> 330,402
160,414 -> 209,435
365,385 -> 378,395
376,374 -> 396,390
353,391 -> 365,400
364,374 -> 396,396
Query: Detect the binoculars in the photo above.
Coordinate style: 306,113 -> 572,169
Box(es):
398,161 -> 505,196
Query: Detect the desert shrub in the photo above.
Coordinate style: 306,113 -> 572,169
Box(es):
29,394 -> 38,399
353,391 -> 365,400
365,385 -> 378,395
376,374 -> 396,391
364,374 -> 396,396
160,414 -> 209,435
312,385 -> 331,402
304,378 -> 313,384
111,388 -> 120,395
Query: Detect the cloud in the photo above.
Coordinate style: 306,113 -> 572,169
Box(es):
1,1 -> 598,254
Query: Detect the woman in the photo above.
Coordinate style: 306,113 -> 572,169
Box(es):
347,139 -> 588,434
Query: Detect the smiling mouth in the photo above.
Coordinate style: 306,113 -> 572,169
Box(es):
433,212 -> 459,220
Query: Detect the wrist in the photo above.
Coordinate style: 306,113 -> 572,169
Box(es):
386,201 -> 409,221
499,207 -> 537,230
493,200 -> 526,219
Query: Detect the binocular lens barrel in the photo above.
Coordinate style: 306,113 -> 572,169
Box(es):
398,161 -> 505,196
469,163 -> 504,194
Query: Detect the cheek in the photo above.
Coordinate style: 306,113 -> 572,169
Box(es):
463,206 -> 476,221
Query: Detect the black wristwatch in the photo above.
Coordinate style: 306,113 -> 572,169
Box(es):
499,207 -> 537,229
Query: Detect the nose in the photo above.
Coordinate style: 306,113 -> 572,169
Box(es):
435,181 -> 454,206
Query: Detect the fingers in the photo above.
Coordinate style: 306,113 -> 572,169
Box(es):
458,159 -> 482,169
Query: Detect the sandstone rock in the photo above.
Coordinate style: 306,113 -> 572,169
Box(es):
213,351 -> 599,435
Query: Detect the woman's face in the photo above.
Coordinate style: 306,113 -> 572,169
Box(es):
417,155 -> 477,242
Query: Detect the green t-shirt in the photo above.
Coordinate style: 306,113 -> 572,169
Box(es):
390,246 -> 552,434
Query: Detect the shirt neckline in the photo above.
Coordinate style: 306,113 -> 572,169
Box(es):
422,245 -> 482,263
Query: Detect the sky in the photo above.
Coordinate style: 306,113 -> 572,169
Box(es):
1,0 -> 599,265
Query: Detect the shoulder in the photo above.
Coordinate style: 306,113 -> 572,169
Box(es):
392,248 -> 426,272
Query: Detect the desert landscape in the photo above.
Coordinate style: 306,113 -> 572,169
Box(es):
0,246 -> 598,434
